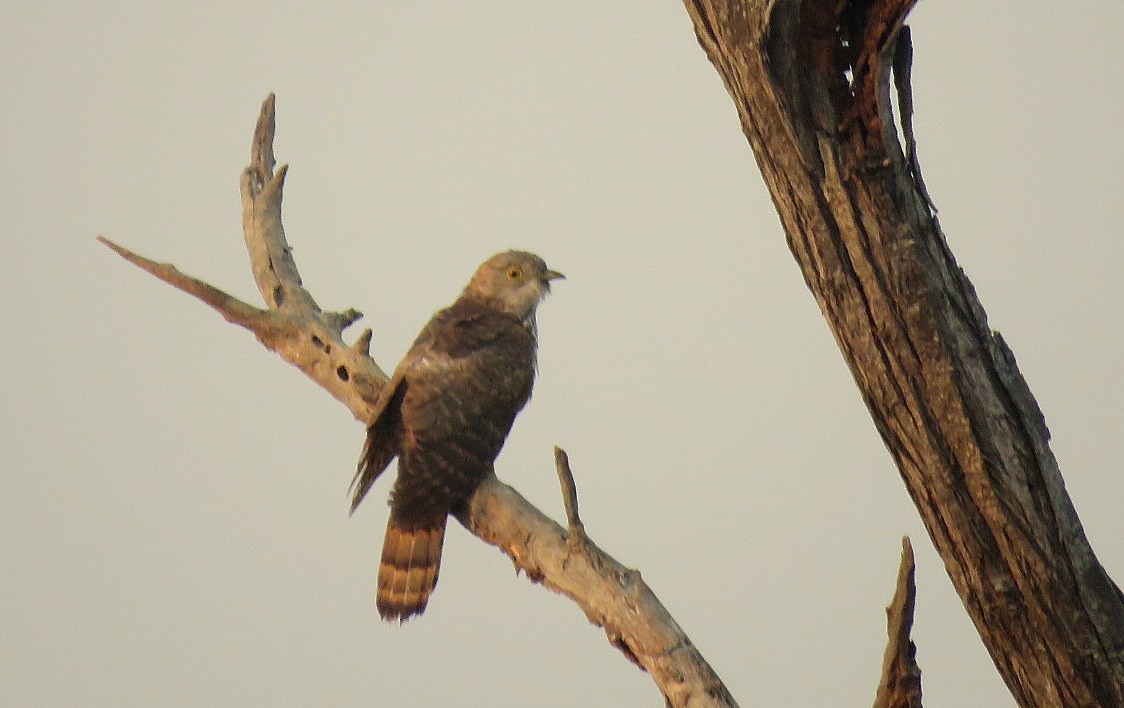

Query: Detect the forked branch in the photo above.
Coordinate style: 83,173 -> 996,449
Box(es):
100,94 -> 736,708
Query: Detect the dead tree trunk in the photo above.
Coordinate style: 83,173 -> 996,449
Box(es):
681,1 -> 1124,705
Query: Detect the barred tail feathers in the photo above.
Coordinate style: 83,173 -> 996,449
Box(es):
376,518 -> 446,622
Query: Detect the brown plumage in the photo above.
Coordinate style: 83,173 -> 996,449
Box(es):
351,251 -> 563,622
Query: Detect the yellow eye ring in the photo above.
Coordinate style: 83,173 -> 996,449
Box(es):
506,267 -> 522,280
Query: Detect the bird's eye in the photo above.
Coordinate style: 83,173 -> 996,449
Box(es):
506,267 -> 522,280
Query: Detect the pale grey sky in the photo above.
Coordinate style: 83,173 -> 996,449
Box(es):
3,3 -> 1122,706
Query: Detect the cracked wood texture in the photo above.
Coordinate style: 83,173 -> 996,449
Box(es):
681,1 -> 1124,705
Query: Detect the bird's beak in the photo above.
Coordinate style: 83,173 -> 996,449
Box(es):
543,269 -> 565,282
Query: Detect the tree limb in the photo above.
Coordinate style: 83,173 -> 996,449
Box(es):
461,468 -> 736,708
681,1 -> 1124,705
96,235 -> 271,333
100,94 -> 735,708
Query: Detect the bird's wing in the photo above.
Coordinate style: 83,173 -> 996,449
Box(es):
350,313 -> 449,513
350,301 -> 534,514
350,367 -> 408,513
348,306 -> 464,513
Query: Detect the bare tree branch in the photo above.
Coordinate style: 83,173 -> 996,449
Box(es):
873,538 -> 922,708
681,1 -> 1124,705
97,235 -> 271,332
460,473 -> 736,708
100,94 -> 736,708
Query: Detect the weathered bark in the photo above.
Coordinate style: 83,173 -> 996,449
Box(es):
101,95 -> 735,708
681,1 -> 1124,705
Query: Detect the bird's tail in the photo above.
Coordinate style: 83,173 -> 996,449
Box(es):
376,517 -> 447,622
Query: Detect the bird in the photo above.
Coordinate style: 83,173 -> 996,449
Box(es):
350,250 -> 563,622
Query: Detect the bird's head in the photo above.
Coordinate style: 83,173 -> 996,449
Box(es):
464,250 -> 564,323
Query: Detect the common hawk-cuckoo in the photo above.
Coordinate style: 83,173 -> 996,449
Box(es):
351,250 -> 563,622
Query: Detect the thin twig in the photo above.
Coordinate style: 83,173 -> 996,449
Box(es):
873,537 -> 923,708
554,446 -> 587,545
97,235 -> 272,332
